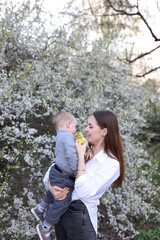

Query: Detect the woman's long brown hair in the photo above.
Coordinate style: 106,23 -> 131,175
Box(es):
93,110 -> 124,187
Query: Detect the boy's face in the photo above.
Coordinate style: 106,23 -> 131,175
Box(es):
69,118 -> 77,134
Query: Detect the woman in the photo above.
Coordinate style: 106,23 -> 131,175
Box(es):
50,110 -> 124,240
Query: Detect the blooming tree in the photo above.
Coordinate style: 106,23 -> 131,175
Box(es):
0,0 -> 159,239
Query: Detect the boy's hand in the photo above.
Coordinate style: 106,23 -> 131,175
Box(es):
85,150 -> 93,162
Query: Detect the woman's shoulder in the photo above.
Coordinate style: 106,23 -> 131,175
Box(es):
96,150 -> 119,166
102,151 -> 120,167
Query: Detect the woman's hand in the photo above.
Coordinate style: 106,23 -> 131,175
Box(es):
48,181 -> 69,200
76,141 -> 88,159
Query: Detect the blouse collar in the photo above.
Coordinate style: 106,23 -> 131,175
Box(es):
94,149 -> 108,164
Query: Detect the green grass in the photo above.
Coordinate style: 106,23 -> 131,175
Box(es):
134,227 -> 160,240
135,143 -> 160,239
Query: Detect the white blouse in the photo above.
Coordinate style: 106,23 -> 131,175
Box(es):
72,149 -> 120,233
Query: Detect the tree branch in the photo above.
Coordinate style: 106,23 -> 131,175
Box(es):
87,0 -> 95,15
106,0 -> 138,16
126,45 -> 160,63
106,0 -> 160,41
157,1 -> 160,12
137,11 -> 160,41
136,66 -> 160,77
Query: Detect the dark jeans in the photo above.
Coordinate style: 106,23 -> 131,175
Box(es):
55,200 -> 97,240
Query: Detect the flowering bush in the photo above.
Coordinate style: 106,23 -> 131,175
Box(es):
0,1 -> 159,239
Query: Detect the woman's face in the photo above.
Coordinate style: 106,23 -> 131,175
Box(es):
85,115 -> 107,145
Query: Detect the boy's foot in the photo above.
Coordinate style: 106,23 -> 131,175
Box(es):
36,223 -> 53,240
31,206 -> 44,222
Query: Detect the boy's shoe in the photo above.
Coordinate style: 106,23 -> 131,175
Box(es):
31,206 -> 44,222
36,223 -> 53,240
50,230 -> 56,240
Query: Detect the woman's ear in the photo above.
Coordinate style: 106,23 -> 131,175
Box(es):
102,128 -> 107,136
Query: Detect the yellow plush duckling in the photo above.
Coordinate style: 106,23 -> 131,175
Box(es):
75,132 -> 87,145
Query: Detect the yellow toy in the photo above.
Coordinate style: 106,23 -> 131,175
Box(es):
75,132 -> 87,144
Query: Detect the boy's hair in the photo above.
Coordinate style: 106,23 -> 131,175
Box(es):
52,111 -> 75,130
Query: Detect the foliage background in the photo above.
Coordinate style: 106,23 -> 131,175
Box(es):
0,0 -> 160,239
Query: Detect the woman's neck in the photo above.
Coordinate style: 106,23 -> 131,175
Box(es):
91,143 -> 104,156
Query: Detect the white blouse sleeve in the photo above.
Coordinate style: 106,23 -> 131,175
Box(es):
74,160 -> 120,200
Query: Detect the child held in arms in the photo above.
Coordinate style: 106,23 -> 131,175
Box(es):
31,110 -> 85,240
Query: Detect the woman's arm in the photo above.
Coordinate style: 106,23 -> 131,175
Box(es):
75,159 -> 120,200
76,141 -> 88,178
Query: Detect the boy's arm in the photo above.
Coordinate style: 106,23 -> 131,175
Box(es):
64,134 -> 78,172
